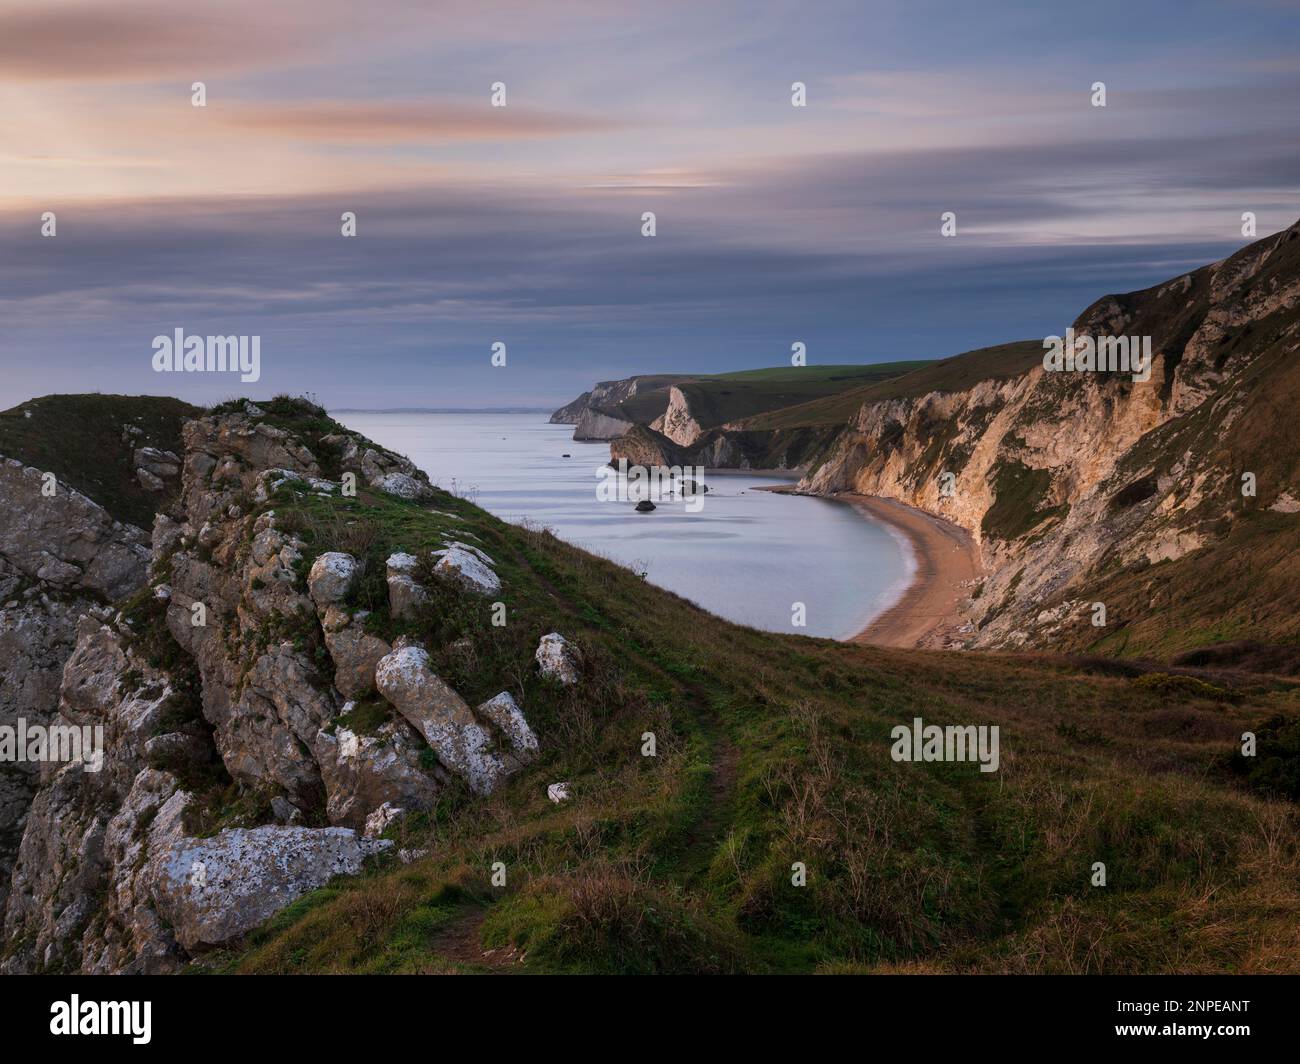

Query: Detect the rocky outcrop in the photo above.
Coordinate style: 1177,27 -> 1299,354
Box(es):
548,390 -> 594,424
2,401 -> 538,971
374,644 -> 535,794
650,386 -> 706,447
552,375 -> 682,439
0,459 -> 153,919
2,620 -> 186,973
574,408 -> 637,441
133,446 -> 182,493
320,432 -> 436,500
385,552 -> 427,620
609,422 -> 834,473
153,825 -> 391,951
0,460 -> 150,601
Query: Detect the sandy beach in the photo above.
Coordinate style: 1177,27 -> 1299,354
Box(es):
843,495 -> 983,649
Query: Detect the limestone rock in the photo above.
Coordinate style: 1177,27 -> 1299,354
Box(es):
152,826 -> 391,951
364,801 -> 404,838
535,632 -> 581,685
377,472 -> 432,500
0,458 -> 150,600
374,645 -> 512,794
477,691 -> 539,758
314,714 -> 443,830
386,552 -> 428,620
432,543 -> 500,595
308,552 -> 357,608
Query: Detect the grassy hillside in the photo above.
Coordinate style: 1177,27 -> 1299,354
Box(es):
0,394 -> 199,528
663,361 -> 929,430
593,361 -> 931,428
739,342 -> 1043,430
182,425 -> 1300,975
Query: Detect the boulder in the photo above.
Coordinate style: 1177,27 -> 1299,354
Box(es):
377,472 -> 432,500
152,825 -> 391,951
476,692 -> 538,758
536,632 -> 581,685
307,552 -> 356,608
432,543 -> 500,595
385,552 -> 428,620
314,714 -> 443,830
374,645 -> 511,794
321,613 -> 391,699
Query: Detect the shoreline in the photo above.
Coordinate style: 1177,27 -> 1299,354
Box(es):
843,495 -> 983,649
756,486 -> 984,648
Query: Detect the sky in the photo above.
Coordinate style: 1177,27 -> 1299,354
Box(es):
0,0 -> 1297,410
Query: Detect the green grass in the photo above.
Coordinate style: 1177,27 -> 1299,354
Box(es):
580,361 -> 931,431
739,342 -> 1043,430
981,459 -> 1065,541
177,407 -> 1300,976
0,393 -> 199,527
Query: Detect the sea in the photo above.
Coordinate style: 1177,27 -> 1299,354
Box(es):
337,412 -> 912,640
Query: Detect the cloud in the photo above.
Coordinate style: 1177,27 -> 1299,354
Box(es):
0,3 -> 306,81
216,100 -> 622,143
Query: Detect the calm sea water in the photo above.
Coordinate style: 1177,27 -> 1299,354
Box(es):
337,412 -> 911,640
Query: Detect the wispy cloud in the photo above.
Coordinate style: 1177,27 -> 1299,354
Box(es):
217,100 -> 622,143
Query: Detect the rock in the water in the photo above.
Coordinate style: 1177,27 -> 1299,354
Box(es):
153,826 -> 391,951
307,551 -> 356,608
535,632 -> 581,685
635,500 -> 656,512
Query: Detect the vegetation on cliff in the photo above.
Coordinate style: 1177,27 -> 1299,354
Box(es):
173,402 -> 1300,976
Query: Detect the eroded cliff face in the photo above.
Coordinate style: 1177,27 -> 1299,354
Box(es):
2,400 -> 549,972
799,222 -> 1300,648
556,376 -> 675,439
0,458 -> 157,918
